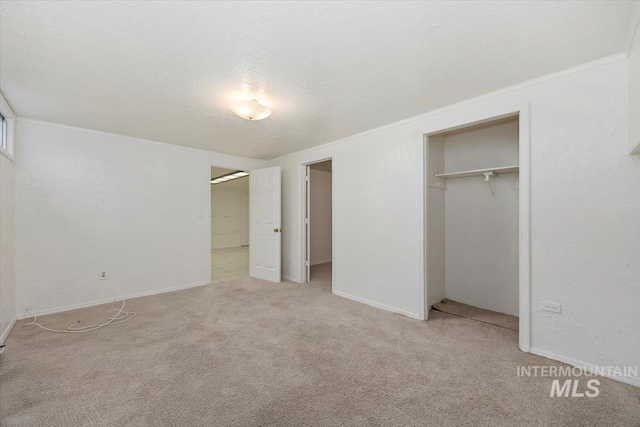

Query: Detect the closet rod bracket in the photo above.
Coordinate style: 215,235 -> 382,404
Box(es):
483,171 -> 496,196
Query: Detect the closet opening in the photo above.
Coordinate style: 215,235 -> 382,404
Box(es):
303,159 -> 333,290
210,167 -> 250,283
425,114 -> 527,346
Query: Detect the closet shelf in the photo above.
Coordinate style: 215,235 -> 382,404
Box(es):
434,165 -> 519,179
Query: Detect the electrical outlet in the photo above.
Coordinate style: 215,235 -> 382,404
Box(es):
541,301 -> 561,313
99,271 -> 108,280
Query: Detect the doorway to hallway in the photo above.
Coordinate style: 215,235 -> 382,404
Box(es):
211,246 -> 249,282
210,167 -> 250,283
304,159 -> 333,290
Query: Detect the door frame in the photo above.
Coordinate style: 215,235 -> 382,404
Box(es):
298,157 -> 334,293
421,103 -> 531,352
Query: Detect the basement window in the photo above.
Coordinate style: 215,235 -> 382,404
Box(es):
0,113 -> 5,151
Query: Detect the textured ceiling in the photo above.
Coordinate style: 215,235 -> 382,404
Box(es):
0,1 -> 637,159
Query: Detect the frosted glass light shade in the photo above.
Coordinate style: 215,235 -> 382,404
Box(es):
230,99 -> 271,120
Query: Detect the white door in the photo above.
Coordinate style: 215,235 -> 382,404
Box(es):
249,166 -> 281,282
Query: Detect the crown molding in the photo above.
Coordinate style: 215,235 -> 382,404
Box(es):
269,53 -> 627,162
15,117 -> 263,164
9,50 -> 632,164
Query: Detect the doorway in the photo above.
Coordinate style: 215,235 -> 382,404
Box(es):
303,159 -> 333,289
424,108 -> 530,351
210,167 -> 250,282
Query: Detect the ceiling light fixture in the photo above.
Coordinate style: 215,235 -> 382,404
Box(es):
211,170 -> 249,185
230,99 -> 271,121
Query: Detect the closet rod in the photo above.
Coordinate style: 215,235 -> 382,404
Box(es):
433,165 -> 519,180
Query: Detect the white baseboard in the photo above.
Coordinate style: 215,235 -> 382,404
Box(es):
1,315 -> 17,345
281,275 -> 300,282
530,347 -> 640,388
333,290 -> 419,320
310,259 -> 332,266
16,280 -> 210,320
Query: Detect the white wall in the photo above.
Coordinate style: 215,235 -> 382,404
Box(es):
443,121 -> 519,172
309,168 -> 332,265
629,23 -> 640,154
442,122 -> 519,316
211,179 -> 249,249
0,153 -> 16,340
269,58 -> 640,384
14,120 -> 265,315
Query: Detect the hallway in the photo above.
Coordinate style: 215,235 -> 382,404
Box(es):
211,246 -> 249,282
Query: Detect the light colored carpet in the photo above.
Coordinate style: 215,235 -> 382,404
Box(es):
433,299 -> 519,331
1,263 -> 638,426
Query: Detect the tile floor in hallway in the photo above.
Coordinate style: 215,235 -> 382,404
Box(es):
211,246 -> 249,282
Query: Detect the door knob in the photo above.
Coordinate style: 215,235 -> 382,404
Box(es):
274,228 -> 281,233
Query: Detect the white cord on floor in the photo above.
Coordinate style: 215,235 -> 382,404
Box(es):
25,299 -> 136,333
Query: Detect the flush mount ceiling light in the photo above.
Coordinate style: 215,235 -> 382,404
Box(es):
211,170 -> 249,185
230,99 -> 271,121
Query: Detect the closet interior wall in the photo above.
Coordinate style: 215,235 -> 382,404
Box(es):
428,118 -> 519,316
